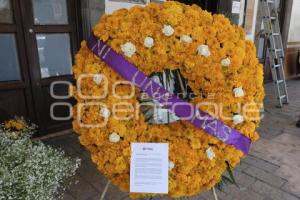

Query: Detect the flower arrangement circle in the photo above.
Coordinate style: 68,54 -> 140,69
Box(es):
72,1 -> 264,198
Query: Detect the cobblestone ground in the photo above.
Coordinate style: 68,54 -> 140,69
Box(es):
44,79 -> 300,200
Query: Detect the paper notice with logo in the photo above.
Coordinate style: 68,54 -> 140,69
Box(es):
130,143 -> 168,194
232,1 -> 241,14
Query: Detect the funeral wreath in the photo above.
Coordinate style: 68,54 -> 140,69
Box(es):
72,1 -> 264,198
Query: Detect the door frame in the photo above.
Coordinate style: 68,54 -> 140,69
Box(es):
0,0 -> 82,135
19,0 -> 82,134
0,0 -> 35,121
279,0 -> 293,51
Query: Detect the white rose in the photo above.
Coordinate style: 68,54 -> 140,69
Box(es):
206,147 -> 215,160
120,42 -> 136,57
109,132 -> 121,143
180,35 -> 193,43
162,25 -> 174,37
197,44 -> 211,57
221,57 -> 231,67
233,86 -> 245,97
144,37 -> 154,48
93,74 -> 102,85
100,107 -> 110,118
232,114 -> 244,125
169,161 -> 175,171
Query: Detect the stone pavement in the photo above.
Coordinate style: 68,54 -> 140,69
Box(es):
44,79 -> 300,200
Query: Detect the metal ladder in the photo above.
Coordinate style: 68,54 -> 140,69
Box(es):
262,0 -> 289,107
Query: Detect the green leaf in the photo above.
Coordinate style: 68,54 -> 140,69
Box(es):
216,161 -> 240,192
225,161 -> 238,186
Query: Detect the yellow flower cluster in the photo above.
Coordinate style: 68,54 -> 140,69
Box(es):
4,119 -> 27,131
72,1 -> 264,198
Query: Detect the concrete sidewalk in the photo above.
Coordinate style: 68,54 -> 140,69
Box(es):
44,79 -> 300,200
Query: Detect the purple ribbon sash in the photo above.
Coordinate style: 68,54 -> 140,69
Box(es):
87,34 -> 251,154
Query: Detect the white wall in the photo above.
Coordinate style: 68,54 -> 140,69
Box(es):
288,0 -> 300,43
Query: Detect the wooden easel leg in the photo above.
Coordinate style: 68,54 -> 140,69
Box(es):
100,181 -> 111,200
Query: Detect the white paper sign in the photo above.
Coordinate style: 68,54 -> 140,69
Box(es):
105,0 -> 150,14
232,1 -> 241,14
40,67 -> 50,78
130,143 -> 168,194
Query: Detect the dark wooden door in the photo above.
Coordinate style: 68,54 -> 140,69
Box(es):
0,0 -> 81,135
0,0 -> 35,122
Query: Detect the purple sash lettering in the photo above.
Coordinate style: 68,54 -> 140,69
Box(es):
87,34 -> 251,154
